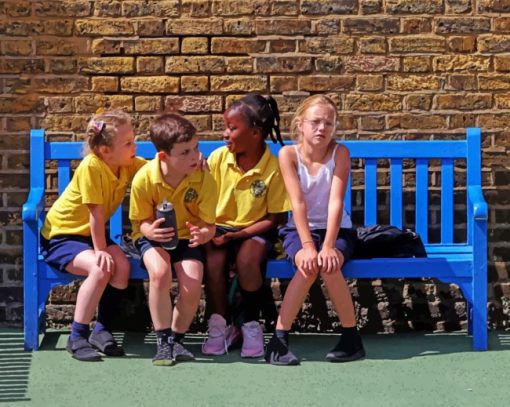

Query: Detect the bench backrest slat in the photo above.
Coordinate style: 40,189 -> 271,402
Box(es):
415,159 -> 429,243
364,159 -> 377,226
441,159 -> 454,244
57,160 -> 71,195
345,172 -> 352,215
390,159 -> 403,228
33,129 -> 482,246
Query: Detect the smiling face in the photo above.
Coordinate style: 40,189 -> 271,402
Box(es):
159,136 -> 200,176
222,108 -> 261,154
298,103 -> 336,146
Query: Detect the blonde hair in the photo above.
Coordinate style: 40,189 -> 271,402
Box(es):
83,109 -> 132,155
290,95 -> 338,141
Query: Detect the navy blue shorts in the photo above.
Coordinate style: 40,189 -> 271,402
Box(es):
40,234 -> 116,272
215,225 -> 277,258
278,225 -> 357,266
135,237 -> 205,269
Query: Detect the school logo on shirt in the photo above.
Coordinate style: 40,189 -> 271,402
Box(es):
250,180 -> 267,198
184,187 -> 198,203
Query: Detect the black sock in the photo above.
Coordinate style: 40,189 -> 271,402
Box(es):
341,326 -> 358,339
156,328 -> 173,343
275,329 -> 289,347
173,332 -> 185,344
95,285 -> 124,333
241,288 -> 263,323
339,326 -> 361,350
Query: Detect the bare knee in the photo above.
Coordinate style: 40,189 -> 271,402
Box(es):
112,257 -> 131,289
149,268 -> 172,291
88,266 -> 110,286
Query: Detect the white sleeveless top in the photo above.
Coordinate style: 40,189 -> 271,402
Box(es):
288,144 -> 352,230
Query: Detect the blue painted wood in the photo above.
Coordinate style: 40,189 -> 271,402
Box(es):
390,159 -> 403,228
364,159 -> 377,226
22,128 -> 488,351
441,159 -> 454,244
345,171 -> 352,215
415,159 -> 429,243
57,160 -> 70,195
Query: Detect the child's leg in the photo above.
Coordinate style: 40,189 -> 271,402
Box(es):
95,245 -> 130,331
66,250 -> 111,326
276,249 -> 319,331
143,247 -> 173,330
171,259 -> 203,334
320,251 -> 356,328
65,250 -> 112,361
204,243 -> 229,318
89,245 -> 130,356
236,239 -> 267,358
236,239 -> 266,321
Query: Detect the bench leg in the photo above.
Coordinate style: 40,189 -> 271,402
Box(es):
466,301 -> 473,336
24,271 -> 40,351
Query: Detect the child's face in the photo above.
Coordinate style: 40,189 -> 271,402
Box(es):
222,109 -> 259,153
161,136 -> 199,175
298,104 -> 336,145
103,123 -> 136,168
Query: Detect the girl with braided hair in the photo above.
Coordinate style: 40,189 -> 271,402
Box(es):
203,94 -> 290,358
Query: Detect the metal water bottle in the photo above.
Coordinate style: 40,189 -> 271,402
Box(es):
156,199 -> 178,250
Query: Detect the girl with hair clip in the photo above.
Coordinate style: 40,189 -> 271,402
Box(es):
202,94 -> 290,358
265,95 -> 365,366
40,110 -> 146,361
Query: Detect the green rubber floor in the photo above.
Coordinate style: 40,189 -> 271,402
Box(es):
1,329 -> 509,407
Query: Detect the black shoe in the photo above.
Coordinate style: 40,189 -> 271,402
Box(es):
326,334 -> 366,363
264,334 -> 299,366
152,336 -> 174,366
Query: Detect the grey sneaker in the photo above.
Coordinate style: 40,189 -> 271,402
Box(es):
264,334 -> 299,366
152,336 -> 174,366
173,341 -> 195,362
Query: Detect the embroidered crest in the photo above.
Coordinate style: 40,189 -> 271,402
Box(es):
184,187 -> 198,203
250,180 -> 267,198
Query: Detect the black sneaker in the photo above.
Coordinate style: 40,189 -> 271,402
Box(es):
326,334 -> 366,363
152,336 -> 174,366
172,341 -> 195,362
264,334 -> 299,366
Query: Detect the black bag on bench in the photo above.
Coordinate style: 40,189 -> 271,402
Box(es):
353,225 -> 427,259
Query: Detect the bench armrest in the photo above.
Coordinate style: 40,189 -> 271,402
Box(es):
22,187 -> 44,225
467,186 -> 488,221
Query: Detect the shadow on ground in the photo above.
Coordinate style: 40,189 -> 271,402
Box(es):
0,330 -> 31,403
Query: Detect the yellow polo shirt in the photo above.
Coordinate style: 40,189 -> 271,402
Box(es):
129,155 -> 217,241
41,154 -> 147,240
207,145 -> 290,228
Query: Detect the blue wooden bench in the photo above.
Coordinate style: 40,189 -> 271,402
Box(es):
22,128 -> 488,351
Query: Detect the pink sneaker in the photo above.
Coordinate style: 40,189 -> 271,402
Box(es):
202,314 -> 241,356
240,321 -> 264,358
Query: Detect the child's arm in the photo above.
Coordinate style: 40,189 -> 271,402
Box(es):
319,145 -> 350,273
187,221 -> 215,247
87,203 -> 114,273
213,213 -> 280,246
278,146 -> 319,275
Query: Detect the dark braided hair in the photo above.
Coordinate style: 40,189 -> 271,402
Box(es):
226,93 -> 284,146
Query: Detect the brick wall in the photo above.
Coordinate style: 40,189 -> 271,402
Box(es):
1,0 -> 509,333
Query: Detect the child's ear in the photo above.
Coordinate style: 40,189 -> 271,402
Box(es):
98,145 -> 111,157
157,151 -> 167,160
